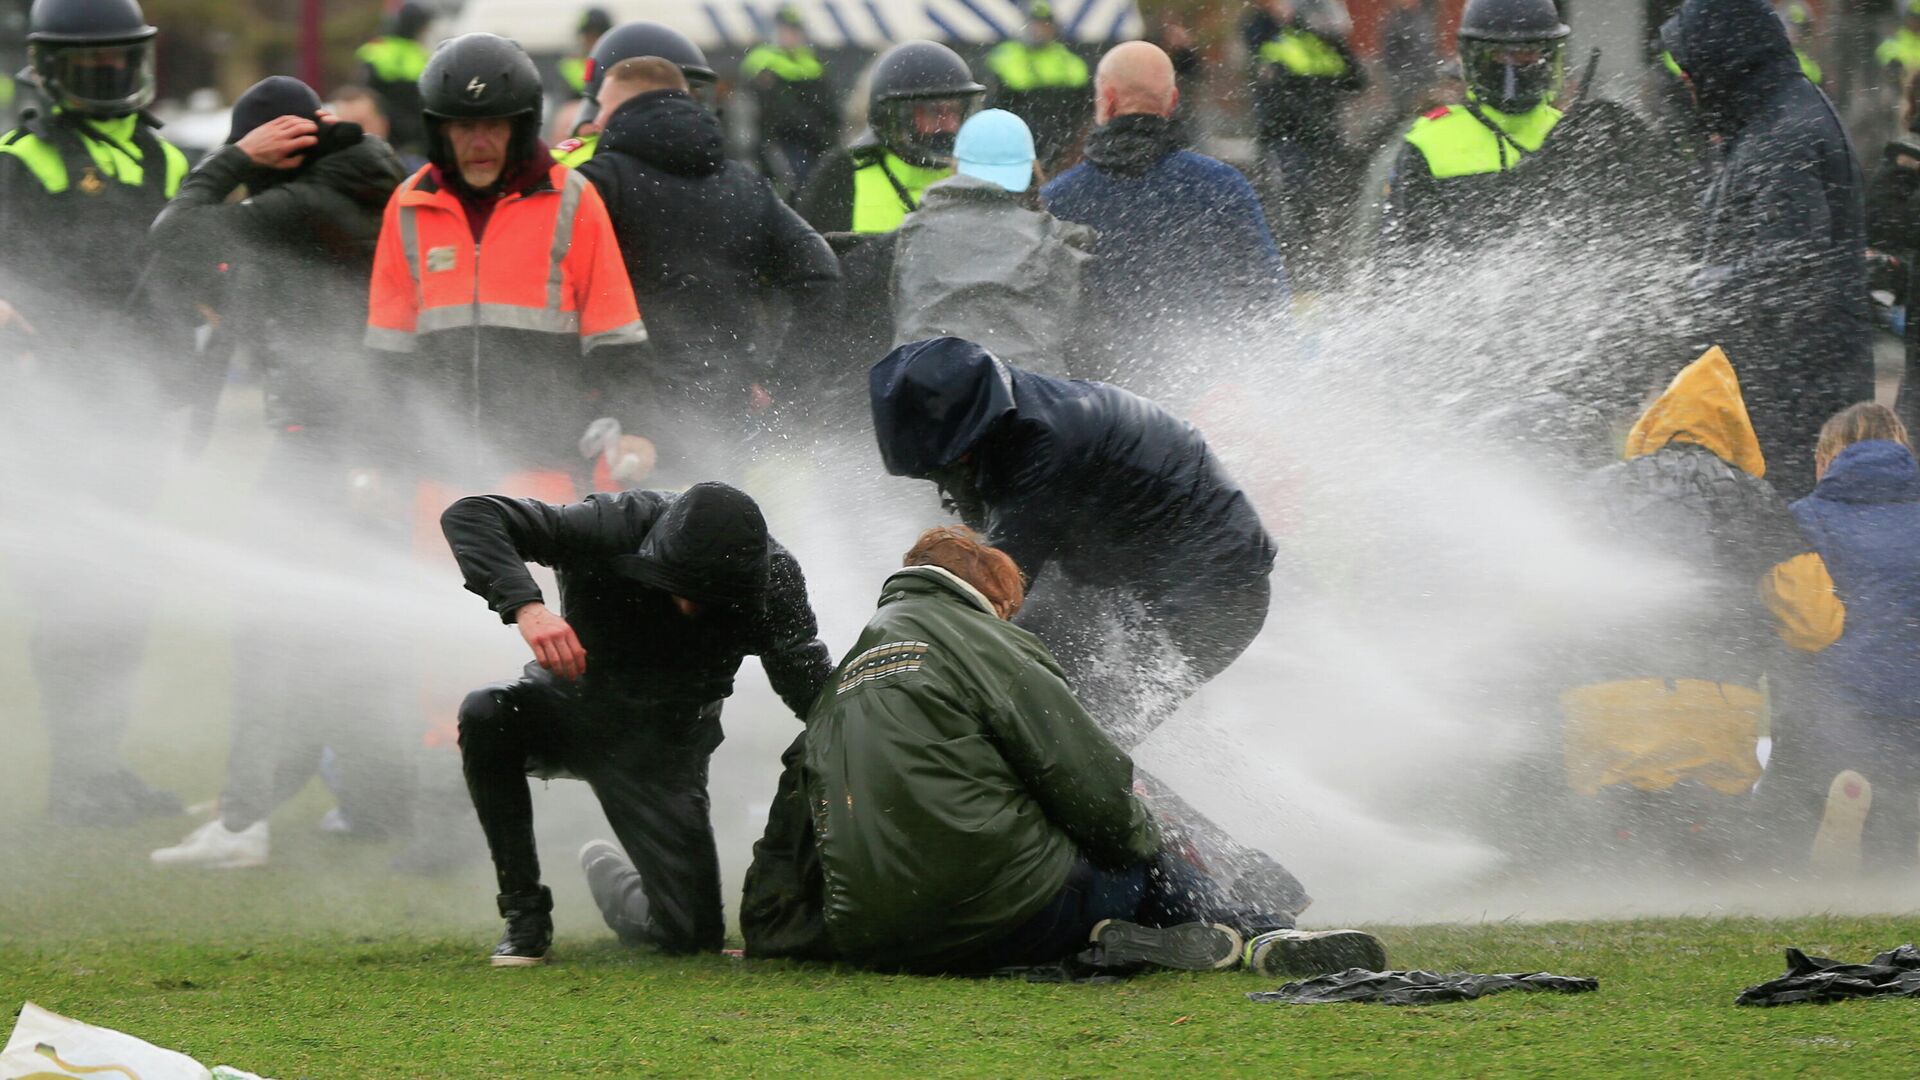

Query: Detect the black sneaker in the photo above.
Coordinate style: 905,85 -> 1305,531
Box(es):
47,768 -> 183,827
579,839 -> 652,947
491,886 -> 554,967
1244,929 -> 1387,978
1087,920 -> 1243,971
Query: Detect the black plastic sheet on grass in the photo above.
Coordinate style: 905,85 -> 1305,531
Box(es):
1248,969 -> 1599,1006
1737,945 -> 1920,1006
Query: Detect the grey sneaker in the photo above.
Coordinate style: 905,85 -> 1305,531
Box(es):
1087,920 -> 1243,971
1244,928 -> 1387,978
579,839 -> 652,947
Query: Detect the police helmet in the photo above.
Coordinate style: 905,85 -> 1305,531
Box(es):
775,5 -> 806,28
868,40 -> 985,167
420,34 -> 544,176
1457,0 -> 1568,112
27,0 -> 157,117
577,20 -> 716,124
579,7 -> 614,39
394,1 -> 433,40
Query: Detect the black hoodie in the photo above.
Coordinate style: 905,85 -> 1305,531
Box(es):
1665,0 -> 1871,498
149,125 -> 407,434
440,484 -> 832,710
579,90 -> 838,403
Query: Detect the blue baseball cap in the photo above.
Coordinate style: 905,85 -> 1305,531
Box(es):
954,109 -> 1035,193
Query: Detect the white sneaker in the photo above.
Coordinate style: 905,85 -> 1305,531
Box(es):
1810,770 -> 1871,875
150,819 -> 270,869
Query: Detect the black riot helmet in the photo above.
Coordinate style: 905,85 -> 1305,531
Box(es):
419,34 -> 544,176
1457,0 -> 1569,113
867,40 -> 985,167
577,20 -> 716,123
27,0 -> 157,118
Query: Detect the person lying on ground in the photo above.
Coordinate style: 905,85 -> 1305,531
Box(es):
441,482 -> 832,966
724,526 -> 1384,976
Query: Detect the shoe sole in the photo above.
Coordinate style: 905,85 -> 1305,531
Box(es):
149,854 -> 269,870
1810,769 -> 1872,874
1090,920 -> 1242,971
1250,930 -> 1388,978
489,954 -> 549,968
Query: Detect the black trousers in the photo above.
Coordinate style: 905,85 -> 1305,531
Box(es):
1013,568 -> 1309,917
457,663 -> 726,952
222,431 -> 409,833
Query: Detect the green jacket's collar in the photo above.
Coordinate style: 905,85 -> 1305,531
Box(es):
884,566 -> 997,616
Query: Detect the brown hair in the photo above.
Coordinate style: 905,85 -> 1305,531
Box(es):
903,526 -> 1026,619
605,56 -> 689,93
1816,402 -> 1911,475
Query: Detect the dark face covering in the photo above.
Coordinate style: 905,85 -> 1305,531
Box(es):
929,463 -> 987,530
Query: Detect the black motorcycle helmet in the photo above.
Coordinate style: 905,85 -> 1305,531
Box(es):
420,33 -> 544,178
26,0 -> 157,118
577,20 -> 716,124
867,40 -> 984,167
1457,0 -> 1569,113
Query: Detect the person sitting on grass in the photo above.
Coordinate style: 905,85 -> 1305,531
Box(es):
1761,403 -> 1920,873
729,525 -> 1385,976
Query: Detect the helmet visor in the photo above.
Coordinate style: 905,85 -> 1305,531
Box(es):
1462,38 -> 1562,112
35,41 -> 155,116
877,94 -> 982,165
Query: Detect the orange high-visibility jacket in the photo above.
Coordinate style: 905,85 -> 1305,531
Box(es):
365,162 -> 646,473
366,162 -> 644,352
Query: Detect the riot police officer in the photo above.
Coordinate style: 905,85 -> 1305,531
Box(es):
796,39 -> 984,234
1375,0 -> 1568,259
0,0 -> 192,824
552,19 -> 718,167
357,0 -> 433,157
984,1 -> 1091,172
741,4 -> 839,192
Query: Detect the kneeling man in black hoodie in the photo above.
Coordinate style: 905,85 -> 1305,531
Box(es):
442,483 -> 833,965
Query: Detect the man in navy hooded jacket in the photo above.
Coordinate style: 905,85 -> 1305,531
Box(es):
869,336 -> 1307,917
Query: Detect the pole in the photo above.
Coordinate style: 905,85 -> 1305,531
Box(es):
300,0 -> 324,90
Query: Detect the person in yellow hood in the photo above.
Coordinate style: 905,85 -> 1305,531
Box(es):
1561,346 -> 1818,866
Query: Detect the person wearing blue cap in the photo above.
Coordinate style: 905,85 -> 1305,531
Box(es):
891,109 -> 1093,375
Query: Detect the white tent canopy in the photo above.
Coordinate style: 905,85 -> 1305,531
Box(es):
451,0 -> 1143,53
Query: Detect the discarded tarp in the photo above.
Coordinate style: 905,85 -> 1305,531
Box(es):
1248,969 -> 1599,1006
3,1002 -> 270,1080
1736,945 -> 1920,1007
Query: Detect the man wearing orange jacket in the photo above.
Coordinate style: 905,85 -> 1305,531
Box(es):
366,31 -> 646,485
365,32 -> 647,874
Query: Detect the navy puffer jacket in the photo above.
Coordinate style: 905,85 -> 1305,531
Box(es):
1791,440 -> 1920,719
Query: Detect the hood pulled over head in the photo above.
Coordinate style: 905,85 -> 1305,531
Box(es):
1661,0 -> 1800,133
613,482 -> 771,608
600,89 -> 725,177
1625,345 -> 1767,478
1083,112 -> 1182,178
869,337 -> 1017,478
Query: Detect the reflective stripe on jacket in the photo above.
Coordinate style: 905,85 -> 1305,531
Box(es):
986,40 -> 1089,90
357,36 -> 429,82
1258,29 -> 1350,77
365,161 -> 644,352
0,112 -> 188,196
850,151 -> 949,234
743,44 -> 826,83
1403,101 -> 1561,179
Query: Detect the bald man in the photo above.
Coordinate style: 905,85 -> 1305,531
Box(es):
1041,42 -> 1287,394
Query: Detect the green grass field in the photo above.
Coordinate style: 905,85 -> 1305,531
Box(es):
5,815 -> 1920,1078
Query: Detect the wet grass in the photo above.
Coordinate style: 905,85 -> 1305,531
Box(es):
4,821 -> 1920,1078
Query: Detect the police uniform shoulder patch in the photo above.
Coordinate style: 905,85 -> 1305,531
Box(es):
555,137 -> 584,155
1423,105 -> 1452,121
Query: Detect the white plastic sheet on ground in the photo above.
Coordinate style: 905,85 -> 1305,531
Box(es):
2,1003 -> 268,1080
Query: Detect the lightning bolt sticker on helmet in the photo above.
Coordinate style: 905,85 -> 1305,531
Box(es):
467,76 -> 486,97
